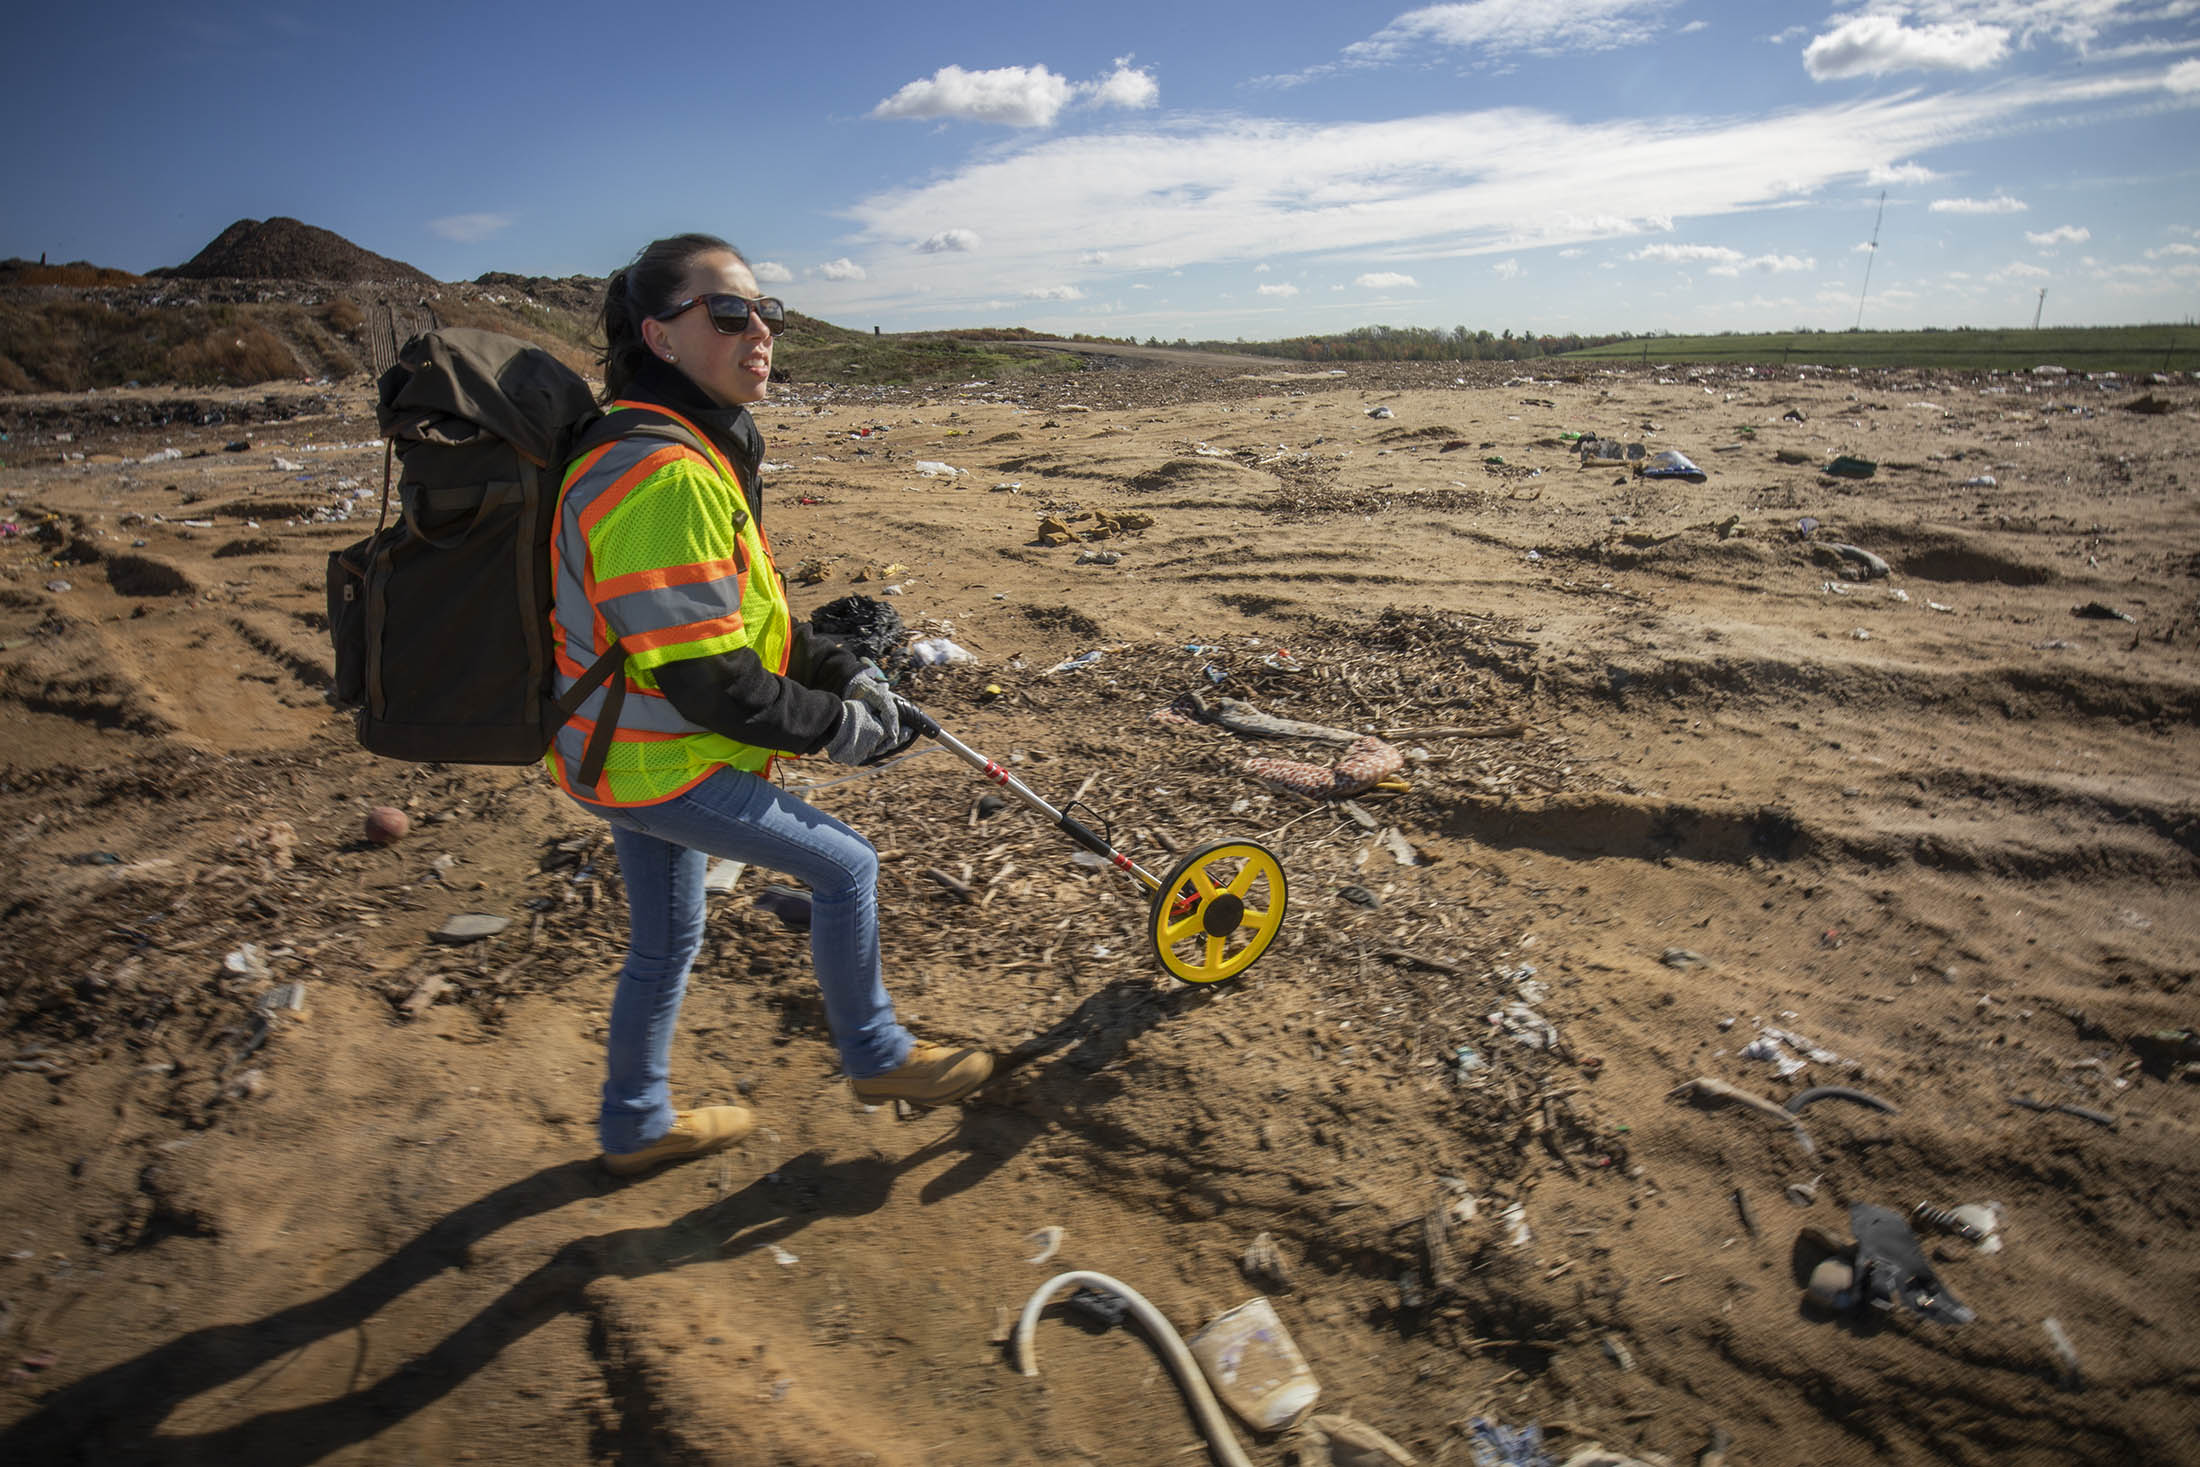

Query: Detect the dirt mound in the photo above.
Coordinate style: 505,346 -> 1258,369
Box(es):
158,217 -> 436,287
0,259 -> 143,287
473,272 -> 606,316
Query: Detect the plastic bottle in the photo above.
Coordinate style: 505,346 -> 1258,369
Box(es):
1185,1297 -> 1319,1432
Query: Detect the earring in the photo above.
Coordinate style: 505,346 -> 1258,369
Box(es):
665,354 -> 677,363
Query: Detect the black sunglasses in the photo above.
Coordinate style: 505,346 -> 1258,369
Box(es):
651,293 -> 788,335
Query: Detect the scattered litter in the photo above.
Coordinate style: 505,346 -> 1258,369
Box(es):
223,945 -> 271,980
754,885 -> 812,931
257,981 -> 307,1015
1786,1085 -> 1896,1115
1338,884 -> 1381,909
1452,1045 -> 1486,1076
1660,947 -> 1706,969
272,456 -> 302,472
1849,1202 -> 1974,1324
44,579 -> 71,593
1046,650 -> 1105,674
140,447 -> 182,463
2043,1317 -> 2083,1390
1849,628 -> 1872,641
1297,1413 -> 1420,1466
1015,1271 -> 1256,1467
1824,455 -> 1877,479
2007,1094 -> 2116,1128
1024,1226 -> 1065,1265
1786,1175 -> 1822,1207
2071,601 -> 2135,622
432,913 -> 509,944
1636,448 -> 1706,483
1928,600 -> 1955,613
767,1244 -> 799,1267
909,637 -> 977,666
1187,1296 -> 1321,1432
1367,406 -> 1394,419
1667,1076 -> 1816,1155
1823,543 -> 1891,579
913,460 -> 963,478
1466,1417 -> 1551,1467
1490,1002 -> 1558,1050
1242,1231 -> 1293,1292
1963,475 -> 1998,487
1074,550 -> 1121,566
703,857 -> 746,893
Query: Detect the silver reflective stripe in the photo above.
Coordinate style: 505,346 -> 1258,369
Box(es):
596,579 -> 745,639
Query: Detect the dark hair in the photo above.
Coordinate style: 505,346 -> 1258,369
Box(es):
598,232 -> 741,402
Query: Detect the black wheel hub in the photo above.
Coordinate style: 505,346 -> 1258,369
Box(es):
1201,892 -> 1244,937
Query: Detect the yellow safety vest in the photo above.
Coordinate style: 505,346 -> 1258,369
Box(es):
544,400 -> 791,805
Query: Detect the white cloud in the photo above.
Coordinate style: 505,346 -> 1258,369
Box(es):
1347,1 -> 1683,64
427,212 -> 513,243
2169,58 -> 2200,92
1988,261 -> 2052,282
1354,271 -> 1419,287
1803,16 -> 2009,80
1022,284 -> 1084,300
750,259 -> 794,284
838,70 -> 2166,316
1078,250 -> 1111,265
1709,252 -> 1816,276
1867,160 -> 1940,185
818,257 -> 868,281
1679,19 -> 1708,34
1557,247 -> 1585,258
872,64 -> 1074,127
2146,242 -> 2200,258
1852,240 -> 1878,253
1931,194 -> 2028,213
870,59 -> 1158,128
1253,262 -> 1271,272
1256,281 -> 1300,297
917,229 -> 982,254
1492,257 -> 1521,279
1633,242 -> 1745,264
1086,58 -> 1159,110
2025,224 -> 2090,246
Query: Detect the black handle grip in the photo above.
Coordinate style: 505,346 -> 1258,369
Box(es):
894,697 -> 941,739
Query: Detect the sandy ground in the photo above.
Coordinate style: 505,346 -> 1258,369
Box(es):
1,355 -> 2196,1467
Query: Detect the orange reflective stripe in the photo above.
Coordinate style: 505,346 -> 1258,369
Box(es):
594,554 -> 747,604
561,712 -> 688,744
621,614 -> 746,655
576,444 -> 689,542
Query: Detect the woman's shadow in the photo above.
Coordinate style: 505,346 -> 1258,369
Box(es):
0,1140 -> 940,1465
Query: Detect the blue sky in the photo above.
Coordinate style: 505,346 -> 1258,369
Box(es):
10,0 -> 2198,337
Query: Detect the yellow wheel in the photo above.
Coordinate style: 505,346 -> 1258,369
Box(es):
1148,841 -> 1287,984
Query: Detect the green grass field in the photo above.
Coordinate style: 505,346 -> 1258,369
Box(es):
773,315 -> 1084,386
1561,324 -> 2198,374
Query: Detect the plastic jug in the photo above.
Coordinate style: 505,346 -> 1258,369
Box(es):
1185,1296 -> 1320,1431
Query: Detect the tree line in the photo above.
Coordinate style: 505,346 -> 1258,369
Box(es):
1126,324 -> 1638,362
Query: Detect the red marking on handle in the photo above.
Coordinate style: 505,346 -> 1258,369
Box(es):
1112,853 -> 1135,873
983,761 -> 1008,785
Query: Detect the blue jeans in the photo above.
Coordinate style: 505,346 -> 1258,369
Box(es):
572,766 -> 914,1153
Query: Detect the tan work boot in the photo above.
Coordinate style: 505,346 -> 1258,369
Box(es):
849,1042 -> 994,1107
600,1105 -> 757,1177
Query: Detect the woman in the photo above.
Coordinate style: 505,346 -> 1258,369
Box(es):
549,232 -> 992,1177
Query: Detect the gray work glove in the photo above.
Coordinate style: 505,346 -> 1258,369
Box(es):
841,664 -> 900,748
824,700 -> 887,765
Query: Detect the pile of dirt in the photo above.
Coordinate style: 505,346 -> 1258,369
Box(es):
472,272 -> 607,316
155,218 -> 436,288
0,260 -> 143,288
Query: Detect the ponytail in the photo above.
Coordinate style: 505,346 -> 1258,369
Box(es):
596,232 -> 741,403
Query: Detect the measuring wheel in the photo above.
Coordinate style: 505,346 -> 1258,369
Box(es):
1148,840 -> 1288,984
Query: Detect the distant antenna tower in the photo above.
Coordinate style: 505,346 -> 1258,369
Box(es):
1853,189 -> 1887,331
2033,288 -> 2047,330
